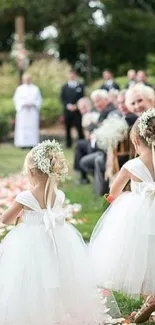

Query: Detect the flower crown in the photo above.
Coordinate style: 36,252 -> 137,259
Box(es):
32,140 -> 68,180
139,108 -> 155,145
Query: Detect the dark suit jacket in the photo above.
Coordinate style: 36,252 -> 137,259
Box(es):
98,103 -> 116,123
125,113 -> 137,127
60,83 -> 84,111
100,82 -> 120,91
88,103 -> 117,133
125,81 -> 136,89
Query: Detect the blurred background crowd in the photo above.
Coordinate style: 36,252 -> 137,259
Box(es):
11,67 -> 155,198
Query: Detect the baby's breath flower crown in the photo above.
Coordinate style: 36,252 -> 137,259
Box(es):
138,108 -> 155,145
32,140 -> 68,180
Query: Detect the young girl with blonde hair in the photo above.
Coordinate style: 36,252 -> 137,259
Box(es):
0,140 -> 113,325
90,108 -> 155,323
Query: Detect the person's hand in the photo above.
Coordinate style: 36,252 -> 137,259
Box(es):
71,104 -> 77,111
67,104 -> 73,111
90,133 -> 96,141
25,104 -> 35,109
23,104 -> 31,109
0,221 -> 5,228
67,104 -> 77,111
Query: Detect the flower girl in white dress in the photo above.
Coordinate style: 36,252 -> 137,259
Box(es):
0,140 -> 115,325
90,108 -> 155,322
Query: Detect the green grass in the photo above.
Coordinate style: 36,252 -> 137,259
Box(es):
0,144 -> 29,176
0,144 -> 153,320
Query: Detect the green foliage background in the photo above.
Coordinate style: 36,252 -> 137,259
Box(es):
1,0 -> 155,78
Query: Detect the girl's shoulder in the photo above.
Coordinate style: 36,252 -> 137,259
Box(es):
122,157 -> 140,173
15,190 -> 31,205
56,188 -> 65,204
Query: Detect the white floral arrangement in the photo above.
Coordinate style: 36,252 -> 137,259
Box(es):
94,113 -> 129,152
139,108 -> 155,145
82,111 -> 100,128
32,139 -> 68,180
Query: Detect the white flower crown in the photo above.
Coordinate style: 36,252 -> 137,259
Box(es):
32,140 -> 68,179
139,108 -> 155,145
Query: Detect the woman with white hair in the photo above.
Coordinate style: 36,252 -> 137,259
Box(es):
125,84 -> 155,116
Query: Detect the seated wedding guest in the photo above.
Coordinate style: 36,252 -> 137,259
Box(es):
74,89 -> 116,185
125,69 -> 136,89
114,90 -> 138,170
117,90 -> 137,126
125,84 -> 155,116
108,89 -> 120,107
77,97 -> 99,138
100,70 -> 120,91
79,91 -> 137,196
13,73 -> 42,149
77,97 -> 92,115
136,70 -> 151,87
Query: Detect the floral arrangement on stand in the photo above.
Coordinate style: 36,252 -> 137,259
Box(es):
0,174 -> 85,241
10,39 -> 30,71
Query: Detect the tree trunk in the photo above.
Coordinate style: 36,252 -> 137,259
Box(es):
15,15 -> 25,44
15,15 -> 25,84
86,40 -> 92,85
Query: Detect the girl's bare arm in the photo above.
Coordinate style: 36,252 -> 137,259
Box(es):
110,167 -> 130,198
1,202 -> 23,225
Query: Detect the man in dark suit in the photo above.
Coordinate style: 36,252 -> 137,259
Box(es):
74,89 -> 116,184
136,70 -> 152,87
125,69 -> 136,89
60,69 -> 84,148
100,70 -> 120,91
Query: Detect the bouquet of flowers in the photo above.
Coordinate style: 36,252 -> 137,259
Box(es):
94,113 -> 129,152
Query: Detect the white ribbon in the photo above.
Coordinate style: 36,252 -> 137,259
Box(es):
43,207 -> 70,253
141,183 -> 155,198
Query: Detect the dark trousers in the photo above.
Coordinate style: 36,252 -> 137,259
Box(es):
64,111 -> 84,148
74,139 -> 96,178
80,151 -> 109,196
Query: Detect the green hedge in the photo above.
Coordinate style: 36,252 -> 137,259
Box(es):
0,97 -> 62,126
41,97 -> 62,124
0,113 -> 11,141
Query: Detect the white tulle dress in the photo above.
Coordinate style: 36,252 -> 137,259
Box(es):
90,157 -> 155,299
0,188 -> 113,325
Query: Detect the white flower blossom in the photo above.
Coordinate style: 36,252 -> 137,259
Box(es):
94,114 -> 129,152
139,108 -> 155,145
32,140 -> 68,180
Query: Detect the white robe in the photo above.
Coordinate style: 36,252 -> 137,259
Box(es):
13,83 -> 42,148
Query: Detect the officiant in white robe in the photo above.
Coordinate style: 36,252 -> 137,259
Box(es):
13,73 -> 42,148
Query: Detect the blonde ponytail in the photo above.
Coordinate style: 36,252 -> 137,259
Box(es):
44,176 -> 57,209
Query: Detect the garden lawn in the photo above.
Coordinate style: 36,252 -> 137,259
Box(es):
0,144 -> 148,319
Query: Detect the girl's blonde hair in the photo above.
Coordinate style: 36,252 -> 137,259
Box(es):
130,110 -> 155,147
23,140 -> 68,208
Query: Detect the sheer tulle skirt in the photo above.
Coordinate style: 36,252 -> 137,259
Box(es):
90,192 -> 155,299
0,222 -> 112,325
